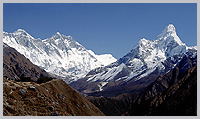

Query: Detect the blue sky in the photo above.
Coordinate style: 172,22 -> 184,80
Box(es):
3,3 -> 197,59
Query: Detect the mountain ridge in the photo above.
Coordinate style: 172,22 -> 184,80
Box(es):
3,43 -> 50,81
3,30 -> 117,83
70,24 -> 197,96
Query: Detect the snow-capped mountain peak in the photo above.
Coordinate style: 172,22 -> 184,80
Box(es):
56,31 -> 61,35
119,24 -> 188,68
157,24 -> 184,46
139,38 -> 149,45
14,29 -> 34,39
81,24 -> 196,85
51,32 -> 64,40
164,24 -> 176,33
3,29 -> 117,83
132,24 -> 185,61
69,24 -> 197,95
16,28 -> 26,32
159,24 -> 176,37
51,32 -> 67,40
134,24 -> 193,70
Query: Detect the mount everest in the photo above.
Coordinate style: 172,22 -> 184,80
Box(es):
3,29 -> 117,83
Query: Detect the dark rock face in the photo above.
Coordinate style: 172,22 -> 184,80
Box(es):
3,43 -> 49,81
130,65 -> 197,116
150,67 -> 197,116
139,54 -> 197,101
87,93 -> 137,116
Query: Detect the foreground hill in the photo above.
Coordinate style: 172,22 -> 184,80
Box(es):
3,78 -> 104,116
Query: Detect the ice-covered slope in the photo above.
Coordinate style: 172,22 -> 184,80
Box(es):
86,24 -> 194,82
3,29 -> 117,82
70,24 -> 197,93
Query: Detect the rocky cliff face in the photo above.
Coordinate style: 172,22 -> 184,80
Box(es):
3,43 -> 49,81
138,53 -> 197,101
3,78 -> 104,116
130,65 -> 197,116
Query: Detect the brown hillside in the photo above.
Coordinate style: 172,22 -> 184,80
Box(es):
3,77 -> 104,116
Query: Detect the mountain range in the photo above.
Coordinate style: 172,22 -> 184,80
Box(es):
70,24 -> 197,96
3,24 -> 197,116
87,54 -> 197,115
3,30 -> 116,83
83,24 -> 197,116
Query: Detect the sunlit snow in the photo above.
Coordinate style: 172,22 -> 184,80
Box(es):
3,30 -> 117,83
